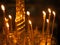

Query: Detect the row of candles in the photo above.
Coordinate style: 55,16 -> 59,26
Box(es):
26,11 -> 33,45
0,4 -> 13,45
42,8 -> 56,36
1,4 -> 12,34
1,4 -> 56,45
42,8 -> 56,45
1,4 -> 18,45
26,8 -> 56,45
26,8 -> 56,36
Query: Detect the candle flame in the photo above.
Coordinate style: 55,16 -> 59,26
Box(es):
46,19 -> 49,23
1,4 -> 5,11
29,20 -> 32,25
42,11 -> 46,17
52,11 -> 56,16
5,17 -> 8,22
48,8 -> 51,13
27,11 -> 30,16
9,15 -> 12,19
6,23 -> 9,28
43,11 -> 46,15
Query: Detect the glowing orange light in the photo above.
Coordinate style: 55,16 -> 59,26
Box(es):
27,11 -> 30,16
21,14 -> 22,18
5,17 -> 8,22
42,11 -> 46,18
46,19 -> 49,23
40,40 -> 45,45
48,8 -> 51,13
13,39 -> 17,43
43,11 -> 46,15
1,4 -> 5,11
52,11 -> 56,16
6,23 -> 9,28
9,15 -> 12,19
29,20 -> 32,25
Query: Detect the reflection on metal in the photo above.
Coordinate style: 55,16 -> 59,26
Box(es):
17,24 -> 25,31
15,16 -> 22,22
16,20 -> 25,26
13,0 -> 26,45
15,0 -> 25,31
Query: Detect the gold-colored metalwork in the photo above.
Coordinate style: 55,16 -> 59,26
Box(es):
15,0 -> 25,31
14,0 -> 25,45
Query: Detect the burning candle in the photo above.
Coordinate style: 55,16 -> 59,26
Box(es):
29,20 -> 32,26
46,19 -> 49,34
48,8 -> 51,14
42,11 -> 46,37
5,18 -> 9,34
27,11 -> 30,20
27,11 -> 30,16
27,11 -> 30,28
6,23 -> 9,29
47,8 -> 51,34
8,15 -> 12,32
9,15 -> 12,19
1,4 -> 6,34
1,4 -> 5,20
52,11 -> 56,35
28,20 -> 34,45
28,20 -> 32,33
48,8 -> 51,21
46,19 -> 49,24
1,4 -> 5,12
5,17 -> 8,22
27,11 -> 31,39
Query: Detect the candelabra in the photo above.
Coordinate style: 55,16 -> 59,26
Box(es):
15,0 -> 25,45
42,8 -> 56,45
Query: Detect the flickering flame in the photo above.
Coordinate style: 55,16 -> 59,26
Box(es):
5,17 -> 8,22
46,19 -> 49,23
6,23 -> 9,28
1,4 -> 5,11
9,15 -> 12,19
52,11 -> 56,16
42,11 -> 46,17
48,8 -> 51,13
29,20 -> 32,25
27,11 -> 30,16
